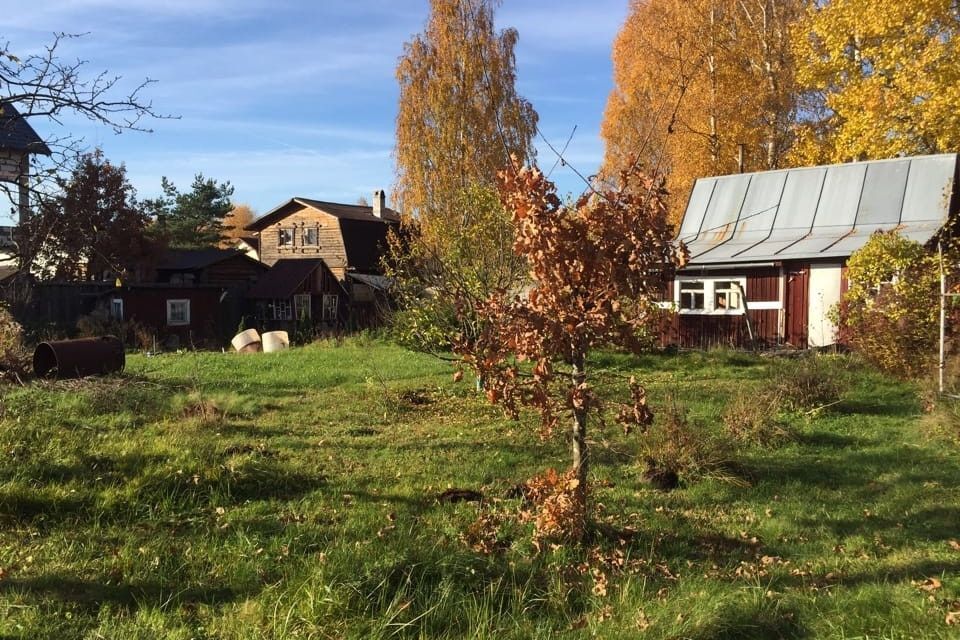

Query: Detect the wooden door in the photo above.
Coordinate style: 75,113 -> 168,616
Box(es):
785,265 -> 809,347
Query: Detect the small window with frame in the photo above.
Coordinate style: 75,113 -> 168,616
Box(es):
713,280 -> 743,310
279,228 -> 294,247
302,227 -> 318,247
679,281 -> 705,311
271,298 -> 293,320
110,298 -> 124,321
166,299 -> 190,326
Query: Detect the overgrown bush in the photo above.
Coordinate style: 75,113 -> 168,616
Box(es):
833,231 -> 945,379
769,356 -> 847,412
0,304 -> 29,382
641,401 -> 737,484
722,389 -> 794,446
0,303 -> 22,353
76,310 -> 154,351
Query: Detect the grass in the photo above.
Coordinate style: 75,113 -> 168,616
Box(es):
0,337 -> 957,638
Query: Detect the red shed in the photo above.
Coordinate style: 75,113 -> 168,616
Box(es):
665,154 -> 960,349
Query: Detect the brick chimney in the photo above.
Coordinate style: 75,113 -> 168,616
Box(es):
372,189 -> 386,218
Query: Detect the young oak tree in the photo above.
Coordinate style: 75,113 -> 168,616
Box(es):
457,163 -> 687,536
390,0 -> 538,352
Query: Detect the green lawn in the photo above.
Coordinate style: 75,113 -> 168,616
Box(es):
0,338 -> 957,639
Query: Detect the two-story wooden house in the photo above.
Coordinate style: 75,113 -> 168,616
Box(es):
244,191 -> 400,330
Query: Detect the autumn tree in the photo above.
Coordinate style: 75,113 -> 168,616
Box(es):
25,150 -> 155,282
395,0 -> 538,223
601,0 -> 807,223
146,174 -> 234,249
457,163 -> 686,538
391,0 -> 539,350
386,184 -> 525,352
791,0 -> 960,164
0,33 -> 162,291
219,203 -> 256,247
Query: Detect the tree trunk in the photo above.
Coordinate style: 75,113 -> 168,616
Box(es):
571,350 -> 588,489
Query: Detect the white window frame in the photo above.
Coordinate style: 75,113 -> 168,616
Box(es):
674,277 -> 747,315
271,298 -> 293,321
278,228 -> 294,247
294,293 -> 312,320
321,294 -> 339,322
110,298 -> 124,321
166,299 -> 191,326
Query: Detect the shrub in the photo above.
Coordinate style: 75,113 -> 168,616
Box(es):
835,231 -> 944,378
770,356 -> 847,413
641,401 -> 738,485
722,389 -> 794,446
0,304 -> 29,382
0,303 -> 22,353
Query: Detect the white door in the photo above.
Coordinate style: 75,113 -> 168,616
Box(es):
807,264 -> 842,347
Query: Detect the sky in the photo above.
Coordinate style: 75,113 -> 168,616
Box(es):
2,0 -> 629,224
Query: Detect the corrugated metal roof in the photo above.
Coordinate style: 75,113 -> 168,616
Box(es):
679,154 -> 958,264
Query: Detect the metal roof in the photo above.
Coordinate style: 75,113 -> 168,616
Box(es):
246,197 -> 400,231
678,153 -> 959,264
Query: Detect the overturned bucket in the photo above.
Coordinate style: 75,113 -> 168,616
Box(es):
33,336 -> 125,380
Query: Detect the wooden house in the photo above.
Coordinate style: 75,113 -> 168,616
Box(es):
0,102 -> 50,226
244,190 -> 399,329
108,248 -> 267,346
665,154 -> 959,349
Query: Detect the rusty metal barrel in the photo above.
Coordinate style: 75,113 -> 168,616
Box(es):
33,336 -> 126,380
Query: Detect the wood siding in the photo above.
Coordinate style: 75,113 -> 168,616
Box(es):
256,205 -> 347,269
661,267 -> 784,349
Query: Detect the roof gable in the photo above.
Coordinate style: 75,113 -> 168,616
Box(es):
246,258 -> 327,299
156,248 -> 258,271
679,153 -> 959,264
0,103 -> 51,155
246,197 -> 400,231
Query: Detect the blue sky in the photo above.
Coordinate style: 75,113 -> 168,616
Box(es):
3,0 -> 628,223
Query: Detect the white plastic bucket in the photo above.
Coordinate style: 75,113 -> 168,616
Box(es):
262,331 -> 290,353
231,329 -> 261,353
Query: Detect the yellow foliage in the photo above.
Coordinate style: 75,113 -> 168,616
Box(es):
791,0 -> 960,164
601,0 -> 807,224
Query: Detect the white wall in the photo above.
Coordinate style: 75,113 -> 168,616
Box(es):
808,264 -> 843,347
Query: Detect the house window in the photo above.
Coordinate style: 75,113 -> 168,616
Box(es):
166,299 -> 190,326
302,227 -> 318,247
294,293 -> 312,320
322,294 -> 339,323
110,298 -> 124,321
270,298 -> 293,320
279,228 -> 294,247
713,280 -> 743,310
676,277 -> 746,314
679,281 -> 705,310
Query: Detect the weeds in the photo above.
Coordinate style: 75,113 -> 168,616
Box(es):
722,390 -> 795,446
770,355 -> 848,412
641,400 -> 740,485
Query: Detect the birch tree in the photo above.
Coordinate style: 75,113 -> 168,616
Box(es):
390,0 -> 538,351
601,0 -> 807,223
791,0 -> 960,164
